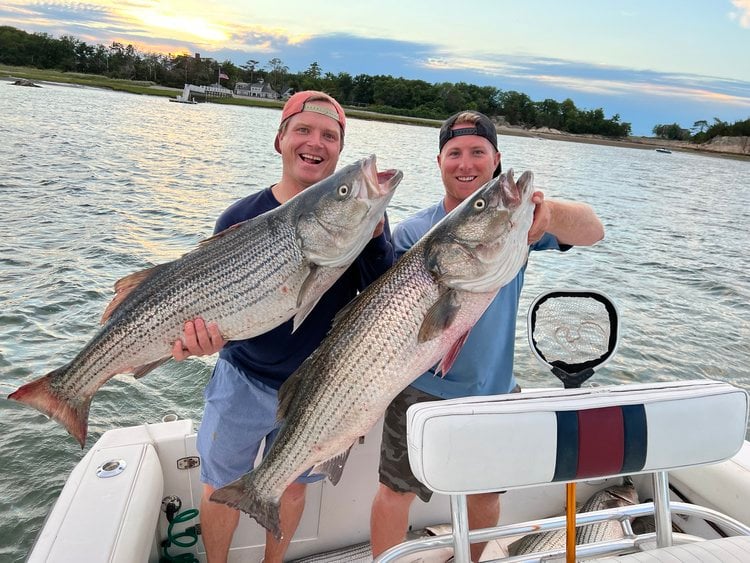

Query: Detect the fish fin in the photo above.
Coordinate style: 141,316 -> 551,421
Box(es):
210,475 -> 282,540
310,447 -> 352,486
8,365 -> 90,448
277,364 -> 307,422
418,289 -> 460,343
293,265 -> 344,333
435,330 -> 471,376
131,357 -> 170,379
101,263 -> 168,324
196,221 -> 246,247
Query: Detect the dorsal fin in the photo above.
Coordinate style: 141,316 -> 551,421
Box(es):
196,220 -> 246,248
101,263 -> 168,324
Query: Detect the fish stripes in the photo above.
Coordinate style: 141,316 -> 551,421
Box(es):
553,404 -> 648,481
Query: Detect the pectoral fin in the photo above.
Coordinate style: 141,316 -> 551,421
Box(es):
293,265 -> 343,332
418,290 -> 460,343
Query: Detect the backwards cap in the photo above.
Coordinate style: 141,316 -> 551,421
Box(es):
439,110 -> 501,176
274,90 -> 346,153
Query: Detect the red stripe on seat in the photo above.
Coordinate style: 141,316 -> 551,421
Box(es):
576,407 -> 624,478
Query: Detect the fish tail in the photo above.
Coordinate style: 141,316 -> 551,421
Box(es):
8,365 -> 90,448
210,476 -> 282,540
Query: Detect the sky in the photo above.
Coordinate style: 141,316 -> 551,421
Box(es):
2,0 -> 749,136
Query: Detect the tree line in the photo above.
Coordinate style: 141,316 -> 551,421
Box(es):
0,26 -> 637,137
652,118 -> 750,143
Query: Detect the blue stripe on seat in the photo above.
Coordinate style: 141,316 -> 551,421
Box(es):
553,410 -> 579,481
621,404 -> 647,473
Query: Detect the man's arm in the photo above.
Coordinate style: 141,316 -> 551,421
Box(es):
528,192 -> 604,246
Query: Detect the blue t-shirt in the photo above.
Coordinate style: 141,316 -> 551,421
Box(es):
392,200 -> 565,399
216,187 -> 394,390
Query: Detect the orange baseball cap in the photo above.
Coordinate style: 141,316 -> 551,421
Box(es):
274,90 -> 346,153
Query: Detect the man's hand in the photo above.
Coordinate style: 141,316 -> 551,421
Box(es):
527,190 -> 550,244
172,318 -> 226,361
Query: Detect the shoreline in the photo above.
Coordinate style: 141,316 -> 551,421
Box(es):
3,68 -> 748,162
493,125 -> 750,161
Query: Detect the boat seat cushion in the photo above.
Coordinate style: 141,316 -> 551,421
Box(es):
406,380 -> 748,495
590,535 -> 750,562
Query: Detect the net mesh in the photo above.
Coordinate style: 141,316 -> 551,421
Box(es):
531,294 -> 613,366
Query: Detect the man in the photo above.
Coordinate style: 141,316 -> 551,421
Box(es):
369,110 -> 604,562
173,91 -> 394,563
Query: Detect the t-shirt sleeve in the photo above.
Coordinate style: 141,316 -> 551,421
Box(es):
531,232 -> 572,252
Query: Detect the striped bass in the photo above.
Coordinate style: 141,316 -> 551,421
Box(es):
508,477 -> 639,556
8,155 -> 402,447
210,169 -> 536,539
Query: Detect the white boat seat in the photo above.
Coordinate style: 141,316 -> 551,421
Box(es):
590,534 -> 750,562
406,380 -> 748,494
399,380 -> 749,563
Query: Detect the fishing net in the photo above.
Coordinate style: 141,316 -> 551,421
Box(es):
527,290 -> 619,388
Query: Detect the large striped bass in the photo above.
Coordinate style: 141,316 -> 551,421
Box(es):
507,477 -> 639,556
211,169 -> 536,539
8,155 -> 402,447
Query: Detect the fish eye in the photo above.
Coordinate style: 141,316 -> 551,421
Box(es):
474,198 -> 486,210
338,185 -> 349,197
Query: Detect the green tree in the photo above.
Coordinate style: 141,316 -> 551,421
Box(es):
266,57 -> 289,93
242,59 -> 259,83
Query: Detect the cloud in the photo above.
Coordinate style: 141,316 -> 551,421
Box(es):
730,0 -> 750,27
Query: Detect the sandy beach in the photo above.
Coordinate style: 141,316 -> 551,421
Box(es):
495,125 -> 750,161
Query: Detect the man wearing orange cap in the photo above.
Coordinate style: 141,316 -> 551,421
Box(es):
173,91 -> 394,562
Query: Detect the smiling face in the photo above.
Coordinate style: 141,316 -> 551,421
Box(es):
437,125 -> 501,213
275,102 -> 344,200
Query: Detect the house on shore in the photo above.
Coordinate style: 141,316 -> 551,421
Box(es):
234,79 -> 279,99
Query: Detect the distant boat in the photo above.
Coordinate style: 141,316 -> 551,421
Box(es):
169,84 -> 198,104
655,147 -> 672,154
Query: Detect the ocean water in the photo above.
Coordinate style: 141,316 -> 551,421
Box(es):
1,82 -> 749,560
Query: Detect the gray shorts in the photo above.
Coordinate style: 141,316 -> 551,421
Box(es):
197,358 -> 324,488
378,385 -> 445,502
378,384 -> 520,502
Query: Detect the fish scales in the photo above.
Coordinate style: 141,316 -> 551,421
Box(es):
9,155 -> 402,447
52,213 -> 305,400
508,478 -> 639,556
211,170 -> 536,539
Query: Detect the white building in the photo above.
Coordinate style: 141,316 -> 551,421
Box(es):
234,79 -> 279,99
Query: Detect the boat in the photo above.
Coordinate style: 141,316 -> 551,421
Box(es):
25,379 -> 750,562
22,290 -> 750,562
169,85 -> 198,104
655,147 -> 672,154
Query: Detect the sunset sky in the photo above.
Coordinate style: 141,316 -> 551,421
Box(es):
2,0 -> 749,135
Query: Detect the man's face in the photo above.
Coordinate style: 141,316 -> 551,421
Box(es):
437,128 -> 500,211
277,103 -> 343,189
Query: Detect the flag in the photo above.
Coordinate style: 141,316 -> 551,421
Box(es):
219,72 -> 229,80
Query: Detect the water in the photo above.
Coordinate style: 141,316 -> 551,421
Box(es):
0,82 -> 748,560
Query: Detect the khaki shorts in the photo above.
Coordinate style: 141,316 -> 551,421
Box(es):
378,384 -> 521,502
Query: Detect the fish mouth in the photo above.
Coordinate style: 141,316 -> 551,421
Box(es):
359,154 -> 403,200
